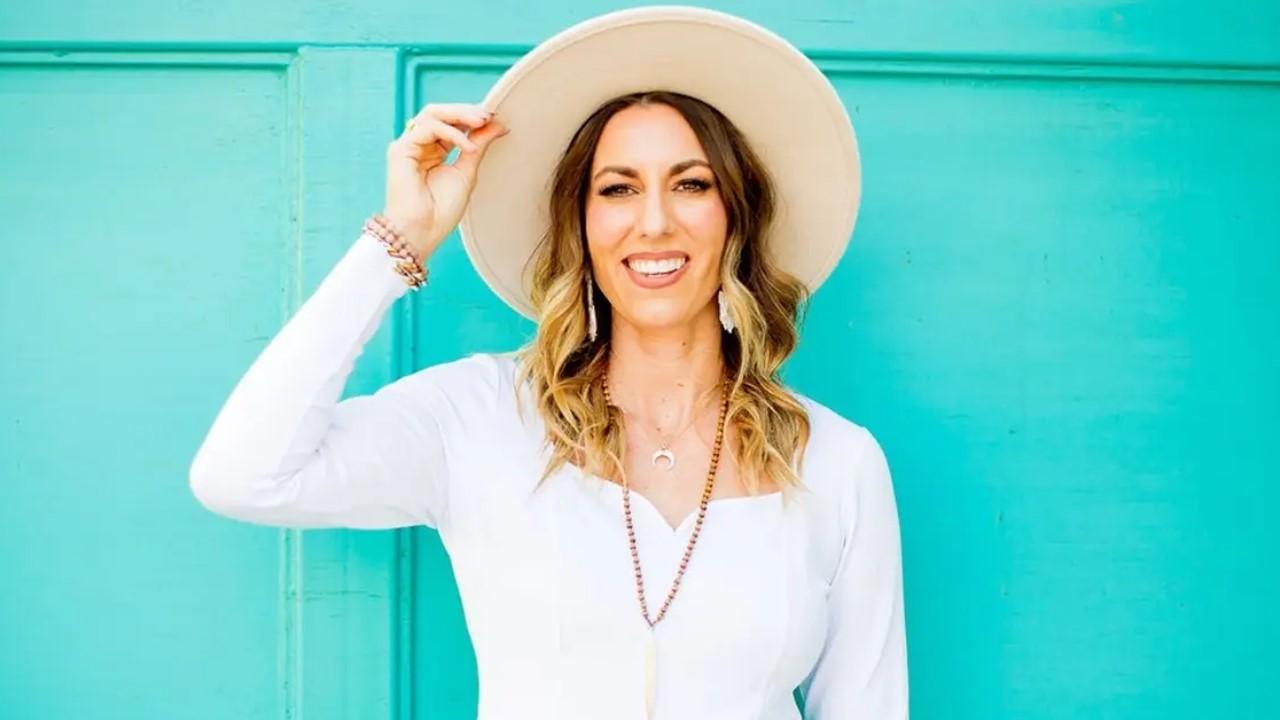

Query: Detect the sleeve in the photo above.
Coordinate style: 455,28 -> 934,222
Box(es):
188,231 -> 473,531
798,428 -> 910,718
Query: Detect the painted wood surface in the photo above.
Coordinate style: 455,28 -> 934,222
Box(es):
1,2 -> 1276,718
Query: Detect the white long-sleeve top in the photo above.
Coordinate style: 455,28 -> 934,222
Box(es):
189,231 -> 909,720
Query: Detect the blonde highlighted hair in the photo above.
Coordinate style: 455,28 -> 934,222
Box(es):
513,91 -> 811,494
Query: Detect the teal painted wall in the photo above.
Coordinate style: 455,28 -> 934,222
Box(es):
1,2 -> 1277,718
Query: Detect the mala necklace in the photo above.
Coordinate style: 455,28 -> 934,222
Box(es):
601,372 -> 731,718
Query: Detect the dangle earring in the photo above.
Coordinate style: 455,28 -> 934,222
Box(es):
718,288 -> 735,334
586,274 -> 599,342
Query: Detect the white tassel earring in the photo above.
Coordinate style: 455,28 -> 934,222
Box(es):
586,274 -> 599,342
718,288 -> 735,334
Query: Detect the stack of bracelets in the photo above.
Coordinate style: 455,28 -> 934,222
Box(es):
364,213 -> 429,290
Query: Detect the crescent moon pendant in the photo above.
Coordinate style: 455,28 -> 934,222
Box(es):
651,448 -> 676,471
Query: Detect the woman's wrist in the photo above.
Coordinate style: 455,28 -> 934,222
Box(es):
365,214 -> 431,290
379,210 -> 439,264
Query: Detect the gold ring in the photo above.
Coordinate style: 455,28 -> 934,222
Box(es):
404,118 -> 417,133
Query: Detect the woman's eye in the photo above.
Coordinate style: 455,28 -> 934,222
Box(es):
678,178 -> 712,192
599,184 -> 632,197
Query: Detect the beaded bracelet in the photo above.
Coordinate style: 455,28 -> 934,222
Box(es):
363,214 -> 429,290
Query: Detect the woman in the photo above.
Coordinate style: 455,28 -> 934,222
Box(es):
190,6 -> 907,719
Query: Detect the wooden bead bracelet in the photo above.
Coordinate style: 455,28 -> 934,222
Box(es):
364,213 -> 428,290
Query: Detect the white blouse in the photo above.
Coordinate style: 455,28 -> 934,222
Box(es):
189,231 -> 909,719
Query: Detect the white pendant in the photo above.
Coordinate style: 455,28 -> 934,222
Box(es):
643,627 -> 657,718
651,448 -> 676,471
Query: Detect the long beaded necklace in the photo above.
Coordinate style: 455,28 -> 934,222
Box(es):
601,372 -> 730,718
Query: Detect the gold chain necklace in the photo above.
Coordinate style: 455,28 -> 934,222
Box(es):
601,371 -> 730,717
614,380 -> 723,471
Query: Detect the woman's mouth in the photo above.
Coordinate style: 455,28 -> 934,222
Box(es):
623,254 -> 689,289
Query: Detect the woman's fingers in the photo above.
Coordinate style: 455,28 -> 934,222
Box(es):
390,103 -> 495,162
394,115 -> 474,153
451,118 -> 509,182
404,104 -> 491,145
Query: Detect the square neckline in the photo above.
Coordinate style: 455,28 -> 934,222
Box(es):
582,466 -> 786,534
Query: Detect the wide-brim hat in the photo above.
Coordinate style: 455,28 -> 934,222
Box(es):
459,4 -> 861,320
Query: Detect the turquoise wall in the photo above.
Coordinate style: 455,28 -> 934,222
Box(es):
2,2 -> 1277,718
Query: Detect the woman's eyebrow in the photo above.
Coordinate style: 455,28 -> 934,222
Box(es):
592,159 -> 712,181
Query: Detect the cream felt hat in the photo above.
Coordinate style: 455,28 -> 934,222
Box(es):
458,4 -> 861,320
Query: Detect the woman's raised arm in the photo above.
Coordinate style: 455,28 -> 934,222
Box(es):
188,103 -> 509,530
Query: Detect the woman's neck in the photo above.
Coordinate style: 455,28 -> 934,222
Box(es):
605,309 -> 725,429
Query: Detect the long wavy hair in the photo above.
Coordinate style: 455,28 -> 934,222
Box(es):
514,90 -> 812,495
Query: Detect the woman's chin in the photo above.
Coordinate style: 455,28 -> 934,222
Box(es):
613,299 -> 712,335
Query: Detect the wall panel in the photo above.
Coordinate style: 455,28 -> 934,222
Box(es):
0,53 -> 295,719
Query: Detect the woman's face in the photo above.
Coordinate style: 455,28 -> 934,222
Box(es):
584,103 -> 728,333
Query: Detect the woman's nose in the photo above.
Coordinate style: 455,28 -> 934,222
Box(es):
640,190 -> 674,238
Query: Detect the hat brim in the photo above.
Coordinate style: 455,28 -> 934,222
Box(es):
459,5 -> 861,320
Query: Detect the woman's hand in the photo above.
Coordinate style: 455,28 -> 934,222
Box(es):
383,103 -> 509,261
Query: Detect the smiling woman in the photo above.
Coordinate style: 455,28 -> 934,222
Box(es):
189,6 -> 905,719
523,91 -> 811,503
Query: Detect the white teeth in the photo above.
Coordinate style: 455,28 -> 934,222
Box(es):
627,257 -> 686,275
